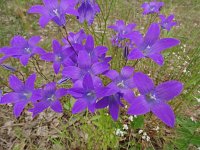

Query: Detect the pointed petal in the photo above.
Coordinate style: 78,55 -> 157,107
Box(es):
43,0 -> 58,9
151,38 -> 180,53
28,36 -> 41,46
72,98 -> 88,114
83,74 -> 94,90
148,53 -> 164,66
29,101 -> 50,117
39,16 -> 51,28
121,89 -> 135,104
52,40 -> 62,54
104,70 -> 119,80
127,96 -> 150,115
85,35 -> 94,52
0,93 -> 20,104
55,88 -> 68,98
151,102 -> 175,127
133,72 -> 154,95
92,62 -> 109,75
9,75 -> 23,92
94,46 -> 108,56
88,103 -> 96,113
63,66 -> 81,80
28,5 -> 47,15
53,62 -> 61,74
41,53 -> 54,61
13,101 -> 27,117
31,89 -> 42,102
20,55 -> 30,66
11,36 -> 27,47
78,50 -> 91,68
121,66 -> 134,79
68,88 -> 84,98
144,23 -> 160,46
96,97 -> 109,109
128,48 -> 144,60
25,74 -> 36,90
109,101 -> 119,121
155,81 -> 183,101
51,100 -> 63,113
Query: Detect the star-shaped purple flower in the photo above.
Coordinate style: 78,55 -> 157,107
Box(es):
0,74 -> 41,117
77,0 -> 100,25
28,0 -> 78,28
128,72 -> 183,127
29,82 -> 68,117
96,93 -> 124,121
68,74 -> 110,113
41,40 -> 73,74
108,20 -> 142,47
141,1 -> 164,15
105,66 -> 135,103
0,36 -> 45,66
62,50 -> 109,81
159,14 -> 177,31
128,23 -> 180,66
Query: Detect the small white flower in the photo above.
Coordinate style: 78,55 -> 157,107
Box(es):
116,129 -> 121,136
120,131 -> 125,136
138,130 -> 143,134
190,116 -> 196,122
142,135 -> 146,140
134,115 -> 137,118
146,136 -> 150,142
154,126 -> 160,131
123,124 -> 129,130
143,132 -> 147,136
128,116 -> 133,121
125,105 -> 128,108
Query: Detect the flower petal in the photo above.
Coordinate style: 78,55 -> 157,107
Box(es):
148,53 -> 164,66
53,62 -> 61,74
39,15 -> 52,28
151,102 -> 175,127
11,36 -> 27,47
20,55 -> 30,66
52,40 -> 62,54
9,75 -> 23,92
104,70 -> 119,80
121,66 -> 134,79
51,100 -> 63,113
151,38 -> 180,53
13,101 -> 27,117
94,46 -> 108,56
85,35 -> 94,52
127,96 -> 150,115
128,48 -> 144,60
62,66 -> 81,80
0,92 -> 20,104
29,101 -> 50,117
109,100 -> 119,121
144,23 -> 160,46
92,62 -> 109,75
155,81 -> 183,101
83,74 -> 94,90
28,5 -> 47,15
133,72 -> 154,95
78,50 -> 91,68
28,36 -> 41,46
96,97 -> 109,109
72,98 -> 88,114
25,74 -> 36,91
55,88 -> 68,98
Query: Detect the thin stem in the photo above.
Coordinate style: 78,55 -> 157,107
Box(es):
132,59 -> 140,68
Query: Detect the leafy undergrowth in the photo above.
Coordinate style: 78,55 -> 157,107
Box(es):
0,0 -> 199,149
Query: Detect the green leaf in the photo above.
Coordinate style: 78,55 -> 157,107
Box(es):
131,116 -> 144,129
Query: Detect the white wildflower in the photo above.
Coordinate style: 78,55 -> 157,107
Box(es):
123,124 -> 129,130
138,130 -> 143,134
146,136 -> 151,142
128,116 -> 133,122
134,115 -> 137,118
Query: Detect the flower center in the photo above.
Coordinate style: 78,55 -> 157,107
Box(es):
146,93 -> 157,101
143,45 -> 151,56
24,47 -> 31,54
55,55 -> 62,62
117,80 -> 125,88
53,9 -> 60,17
23,92 -> 32,99
47,94 -> 56,101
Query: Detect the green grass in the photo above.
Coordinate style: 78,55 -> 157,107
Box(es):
0,0 -> 200,149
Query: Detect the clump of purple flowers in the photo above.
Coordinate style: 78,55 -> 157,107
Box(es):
0,0 -> 183,128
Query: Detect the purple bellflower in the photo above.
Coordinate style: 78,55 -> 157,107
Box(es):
0,90 -> 2,102
29,82 -> 68,117
41,40 -> 73,74
96,93 -> 124,121
68,74 -> 110,113
0,74 -> 41,117
141,1 -> 164,15
128,72 -> 183,127
105,66 -> 135,103
108,20 -> 142,48
128,23 -> 180,66
62,49 -> 109,81
28,0 -> 78,28
159,14 -> 177,31
77,0 -> 100,25
0,36 -> 45,66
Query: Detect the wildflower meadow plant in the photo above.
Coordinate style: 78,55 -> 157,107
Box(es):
0,0 -> 183,128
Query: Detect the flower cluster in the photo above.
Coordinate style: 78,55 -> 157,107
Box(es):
0,0 -> 183,127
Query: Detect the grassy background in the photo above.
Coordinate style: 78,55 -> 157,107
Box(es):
0,0 -> 199,149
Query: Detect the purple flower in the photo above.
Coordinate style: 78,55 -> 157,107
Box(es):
28,0 -> 78,28
29,82 -> 68,117
62,29 -> 87,48
159,14 -> 177,31
128,23 -> 180,66
0,74 -> 41,117
108,20 -> 142,47
68,74 -> 110,113
0,90 -> 2,102
41,40 -> 73,74
0,36 -> 45,66
96,93 -> 124,120
62,49 -> 109,81
128,72 -> 183,127
105,66 -> 135,103
77,0 -> 100,25
141,1 -> 164,15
